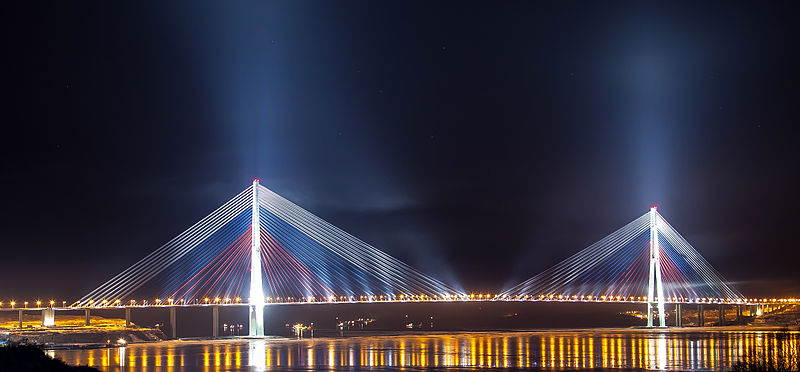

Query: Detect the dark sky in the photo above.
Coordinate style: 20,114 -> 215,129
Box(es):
3,2 -> 799,302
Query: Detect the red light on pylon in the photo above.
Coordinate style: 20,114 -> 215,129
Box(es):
254,178 -> 260,182
650,205 -> 658,210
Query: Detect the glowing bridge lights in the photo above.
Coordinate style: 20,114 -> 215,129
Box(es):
74,181 -> 464,318
63,184 -> 754,323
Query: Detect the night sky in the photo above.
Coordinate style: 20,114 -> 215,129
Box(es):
3,2 -> 799,302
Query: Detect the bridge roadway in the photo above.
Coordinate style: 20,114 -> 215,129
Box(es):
2,298 -> 790,338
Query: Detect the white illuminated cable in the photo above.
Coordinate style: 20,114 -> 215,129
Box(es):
259,229 -> 323,298
657,213 -> 742,300
538,218 -> 649,294
583,232 -> 650,297
91,194 -> 250,303
258,194 -> 405,295
265,200 -> 441,297
659,214 -> 736,300
512,216 -> 648,296
657,226 -> 713,299
171,218 -> 249,295
95,191 -> 250,298
259,211 -> 373,296
76,188 -> 251,305
501,214 -> 649,297
658,217 -> 721,295
662,232 -> 722,299
258,190 -> 434,295
501,210 -> 743,304
257,186 -> 460,296
499,221 -> 645,297
171,227 -> 248,301
78,182 -> 464,306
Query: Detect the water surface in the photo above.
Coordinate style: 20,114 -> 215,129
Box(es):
50,329 -> 799,371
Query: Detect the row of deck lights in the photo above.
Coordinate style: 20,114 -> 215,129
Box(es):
0,300 -> 66,308
82,297 -> 244,307
495,294 -> 799,304
0,294 -> 471,308
1,296 -> 796,308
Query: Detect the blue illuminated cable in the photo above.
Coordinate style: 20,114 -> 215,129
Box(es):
258,187 -> 461,297
78,189 -> 251,305
258,190 -> 455,298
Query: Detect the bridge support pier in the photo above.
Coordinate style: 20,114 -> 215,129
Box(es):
42,308 -> 55,327
125,307 -> 131,327
18,310 -> 23,328
698,305 -> 704,326
170,306 -> 177,339
675,304 -> 682,327
718,304 -> 724,326
212,306 -> 219,338
736,305 -> 742,322
85,309 -> 90,326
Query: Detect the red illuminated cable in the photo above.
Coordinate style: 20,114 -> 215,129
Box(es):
171,229 -> 251,300
199,239 -> 251,299
261,235 -> 303,297
262,232 -> 335,298
169,229 -> 250,299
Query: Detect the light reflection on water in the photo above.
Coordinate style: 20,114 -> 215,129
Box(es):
50,330 -> 798,371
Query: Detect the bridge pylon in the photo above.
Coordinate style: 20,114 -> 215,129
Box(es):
647,206 -> 666,327
249,179 -> 265,336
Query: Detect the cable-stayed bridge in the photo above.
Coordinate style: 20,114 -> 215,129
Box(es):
74,180 -> 464,335
3,180 -> 782,334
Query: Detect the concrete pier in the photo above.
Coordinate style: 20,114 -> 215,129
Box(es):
41,308 -> 55,327
698,305 -> 704,326
675,304 -> 682,327
170,306 -> 177,339
718,304 -> 724,326
212,306 -> 219,338
125,307 -> 131,327
18,310 -> 23,328
85,309 -> 90,326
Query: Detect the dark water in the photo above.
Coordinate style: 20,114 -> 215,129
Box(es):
49,329 -> 799,371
